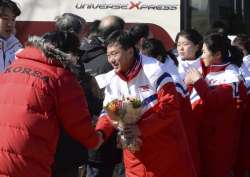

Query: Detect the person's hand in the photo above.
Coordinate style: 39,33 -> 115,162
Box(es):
120,123 -> 142,152
123,123 -> 141,140
184,68 -> 202,85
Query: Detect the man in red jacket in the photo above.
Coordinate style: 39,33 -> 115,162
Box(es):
0,31 -> 103,177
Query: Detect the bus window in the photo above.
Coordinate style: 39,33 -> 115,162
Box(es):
189,0 -> 250,35
190,0 -> 209,35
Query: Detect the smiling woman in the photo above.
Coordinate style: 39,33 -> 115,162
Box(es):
95,30 -> 197,177
106,31 -> 137,74
106,43 -> 133,73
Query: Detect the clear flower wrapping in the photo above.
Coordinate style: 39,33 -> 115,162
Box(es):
105,97 -> 142,152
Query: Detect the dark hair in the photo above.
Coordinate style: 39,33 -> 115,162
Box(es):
175,29 -> 203,58
105,30 -> 138,58
204,33 -> 243,67
98,16 -> 125,40
87,19 -> 101,39
42,31 -> 80,55
128,23 -> 149,44
0,0 -> 21,17
210,20 -> 229,37
232,34 -> 250,55
26,31 -> 80,74
89,20 -> 100,34
55,13 -> 86,34
141,38 -> 178,66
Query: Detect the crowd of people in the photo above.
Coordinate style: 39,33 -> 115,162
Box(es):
0,0 -> 250,177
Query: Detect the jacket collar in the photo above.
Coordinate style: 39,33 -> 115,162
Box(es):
200,58 -> 230,77
16,47 -> 62,67
0,35 -> 21,50
117,55 -> 142,82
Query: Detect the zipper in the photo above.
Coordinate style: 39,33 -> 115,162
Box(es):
0,40 -> 5,67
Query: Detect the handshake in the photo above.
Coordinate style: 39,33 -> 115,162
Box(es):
93,124 -> 142,152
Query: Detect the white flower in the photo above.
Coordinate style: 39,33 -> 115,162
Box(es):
105,96 -> 142,152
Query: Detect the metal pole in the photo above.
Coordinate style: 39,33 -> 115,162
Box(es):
181,0 -> 191,30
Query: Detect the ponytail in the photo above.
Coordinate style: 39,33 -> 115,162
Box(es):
226,46 -> 243,67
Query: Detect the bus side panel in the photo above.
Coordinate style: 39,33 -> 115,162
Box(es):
16,21 -> 55,44
16,21 -> 174,50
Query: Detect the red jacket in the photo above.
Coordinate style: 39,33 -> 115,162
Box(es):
177,92 -> 201,176
234,94 -> 250,177
190,60 -> 247,177
163,58 -> 200,175
96,55 -> 196,177
0,47 -> 99,177
234,61 -> 250,177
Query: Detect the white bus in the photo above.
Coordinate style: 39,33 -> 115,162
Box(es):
15,0 -> 180,49
15,0 -> 250,49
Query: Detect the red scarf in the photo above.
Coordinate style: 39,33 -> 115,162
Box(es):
117,55 -> 142,81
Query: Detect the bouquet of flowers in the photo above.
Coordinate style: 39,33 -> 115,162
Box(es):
105,97 -> 142,152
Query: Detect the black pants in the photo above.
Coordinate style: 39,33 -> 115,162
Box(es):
86,162 -> 125,177
52,167 -> 79,177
